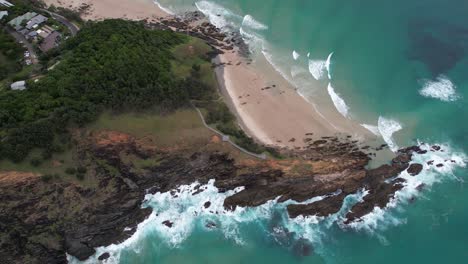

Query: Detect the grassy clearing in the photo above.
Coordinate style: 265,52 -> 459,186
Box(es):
88,109 -> 212,148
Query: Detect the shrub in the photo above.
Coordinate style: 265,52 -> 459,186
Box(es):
76,173 -> 85,181
30,158 -> 42,167
65,167 -> 76,175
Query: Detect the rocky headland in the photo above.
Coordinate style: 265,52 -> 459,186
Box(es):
0,127 -> 438,263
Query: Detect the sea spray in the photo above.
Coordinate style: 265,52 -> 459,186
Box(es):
327,83 -> 350,118
377,117 -> 403,152
419,75 -> 460,102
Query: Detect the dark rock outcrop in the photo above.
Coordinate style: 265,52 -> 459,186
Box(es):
407,163 -> 423,176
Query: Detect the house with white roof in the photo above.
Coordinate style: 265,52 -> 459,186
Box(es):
0,0 -> 14,8
10,81 -> 26,91
0,10 -> 8,20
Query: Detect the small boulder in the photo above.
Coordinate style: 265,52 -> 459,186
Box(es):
162,220 -> 173,228
407,164 -> 423,176
98,252 -> 110,261
204,201 -> 211,208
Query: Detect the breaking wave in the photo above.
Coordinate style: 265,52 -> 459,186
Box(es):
327,83 -> 350,118
349,142 -> 467,233
195,1 -> 241,29
241,14 -> 268,30
419,75 -> 460,102
308,59 -> 327,80
153,0 -> 175,15
292,50 -> 300,60
377,117 -> 403,152
69,142 -> 466,263
308,53 -> 333,80
325,52 -> 333,79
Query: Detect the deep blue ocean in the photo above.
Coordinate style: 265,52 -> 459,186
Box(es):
73,1 -> 468,263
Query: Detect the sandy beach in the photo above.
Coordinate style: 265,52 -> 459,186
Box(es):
44,0 -> 169,21
43,0 -> 371,148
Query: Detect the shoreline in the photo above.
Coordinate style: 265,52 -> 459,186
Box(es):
43,0 -> 374,150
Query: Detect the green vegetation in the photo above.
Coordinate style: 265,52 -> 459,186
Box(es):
0,29 -> 23,84
0,18 -> 276,168
90,110 -> 210,148
0,20 -> 194,162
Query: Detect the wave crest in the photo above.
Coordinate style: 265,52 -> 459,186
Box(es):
242,14 -> 268,30
377,117 -> 403,152
419,75 -> 459,102
327,83 -> 350,118
195,1 -> 240,29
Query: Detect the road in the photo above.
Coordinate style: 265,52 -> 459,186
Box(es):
6,27 -> 38,64
41,9 -> 80,36
191,102 -> 267,160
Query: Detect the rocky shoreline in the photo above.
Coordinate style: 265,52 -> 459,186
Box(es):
0,127 -> 442,262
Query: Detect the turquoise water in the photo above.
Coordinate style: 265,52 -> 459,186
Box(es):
76,1 -> 468,263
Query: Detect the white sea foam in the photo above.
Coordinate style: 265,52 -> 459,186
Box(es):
325,52 -> 334,80
292,50 -> 300,60
239,27 -> 265,52
348,142 -> 467,233
307,52 -> 310,58
361,124 -> 381,136
68,141 -> 467,262
327,83 -> 350,118
308,59 -> 327,80
195,1 -> 240,29
241,14 -> 268,30
419,75 -> 459,102
377,117 -> 403,152
70,179 -> 349,263
290,65 -> 307,78
153,0 -> 175,15
308,53 -> 333,80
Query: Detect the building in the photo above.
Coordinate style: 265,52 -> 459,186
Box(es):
27,30 -> 38,39
10,81 -> 26,91
25,14 -> 48,30
0,10 -> 8,20
40,31 -> 61,52
0,0 -> 14,8
37,25 -> 55,39
8,12 -> 37,30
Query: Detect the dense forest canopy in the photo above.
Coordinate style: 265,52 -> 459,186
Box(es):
0,29 -> 23,81
0,20 -> 206,162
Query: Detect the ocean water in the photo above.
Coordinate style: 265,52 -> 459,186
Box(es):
72,0 -> 468,263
